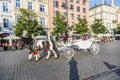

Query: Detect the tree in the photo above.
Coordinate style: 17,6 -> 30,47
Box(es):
115,23 -> 120,34
0,27 -> 1,32
75,18 -> 89,34
91,19 -> 106,34
52,12 -> 68,35
14,8 -> 45,37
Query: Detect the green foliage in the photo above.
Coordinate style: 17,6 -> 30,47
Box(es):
75,18 -> 89,34
91,19 -> 106,34
52,12 -> 68,35
0,27 -> 1,32
116,24 -> 120,34
14,8 -> 45,37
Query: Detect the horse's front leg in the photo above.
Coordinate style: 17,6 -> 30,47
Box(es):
28,51 -> 33,61
32,49 -> 40,62
46,50 -> 51,60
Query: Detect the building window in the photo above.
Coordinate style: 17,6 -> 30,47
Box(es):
70,13 -> 74,20
53,1 -> 59,8
16,0 -> 20,8
62,12 -> 67,18
53,10 -> 59,17
40,18 -> 46,25
76,0 -> 80,4
68,0 -> 73,2
61,2 -> 67,9
28,2 -> 32,10
3,18 -> 9,28
77,6 -> 80,12
15,14 -> 20,23
83,8 -> 86,13
40,5 -> 45,12
70,4 -> 74,10
83,16 -> 86,19
77,14 -> 80,19
3,3 -> 8,12
82,0 -> 85,5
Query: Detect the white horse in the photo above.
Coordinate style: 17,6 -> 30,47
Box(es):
36,39 -> 58,59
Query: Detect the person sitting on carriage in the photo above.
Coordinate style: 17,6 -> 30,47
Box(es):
59,31 -> 69,44
81,35 -> 87,41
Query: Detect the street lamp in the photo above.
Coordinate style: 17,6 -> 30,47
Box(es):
44,27 -> 50,40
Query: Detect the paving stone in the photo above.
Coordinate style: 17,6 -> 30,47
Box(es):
0,41 -> 120,80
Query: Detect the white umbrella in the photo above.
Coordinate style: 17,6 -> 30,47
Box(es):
105,33 -> 113,37
3,35 -> 20,39
3,35 -> 20,46
98,34 -> 103,37
34,35 -> 47,39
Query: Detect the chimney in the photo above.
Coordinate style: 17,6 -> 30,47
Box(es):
111,0 -> 114,6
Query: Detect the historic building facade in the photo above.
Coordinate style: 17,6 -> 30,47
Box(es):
89,0 -> 120,34
0,0 -> 90,34
0,0 -> 13,34
116,7 -> 120,24
0,0 -> 49,35
48,0 -> 90,32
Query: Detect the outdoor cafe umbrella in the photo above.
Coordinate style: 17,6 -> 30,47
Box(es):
34,35 -> 47,39
3,35 -> 20,39
3,35 -> 20,46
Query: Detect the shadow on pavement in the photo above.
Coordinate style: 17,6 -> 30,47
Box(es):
103,61 -> 120,77
69,57 -> 80,80
82,61 -> 120,80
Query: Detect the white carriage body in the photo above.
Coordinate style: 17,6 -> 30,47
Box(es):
71,39 -> 93,49
69,37 -> 100,55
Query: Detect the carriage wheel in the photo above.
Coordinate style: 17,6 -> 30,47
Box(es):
64,49 -> 74,59
71,45 -> 79,51
90,43 -> 99,55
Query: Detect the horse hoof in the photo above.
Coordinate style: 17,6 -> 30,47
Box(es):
35,59 -> 40,62
46,58 -> 50,60
55,57 -> 58,59
29,59 -> 32,62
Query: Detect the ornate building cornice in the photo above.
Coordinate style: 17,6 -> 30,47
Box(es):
37,0 -> 48,4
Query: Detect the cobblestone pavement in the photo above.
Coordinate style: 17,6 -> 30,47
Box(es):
0,41 -> 120,80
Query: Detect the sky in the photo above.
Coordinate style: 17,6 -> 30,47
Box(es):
89,0 -> 120,8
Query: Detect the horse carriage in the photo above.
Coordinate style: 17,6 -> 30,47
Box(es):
70,39 -> 99,55
36,39 -> 75,59
21,34 -> 99,59
70,34 -> 100,55
19,36 -> 74,59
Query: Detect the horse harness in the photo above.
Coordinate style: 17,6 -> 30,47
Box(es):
42,40 -> 50,50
